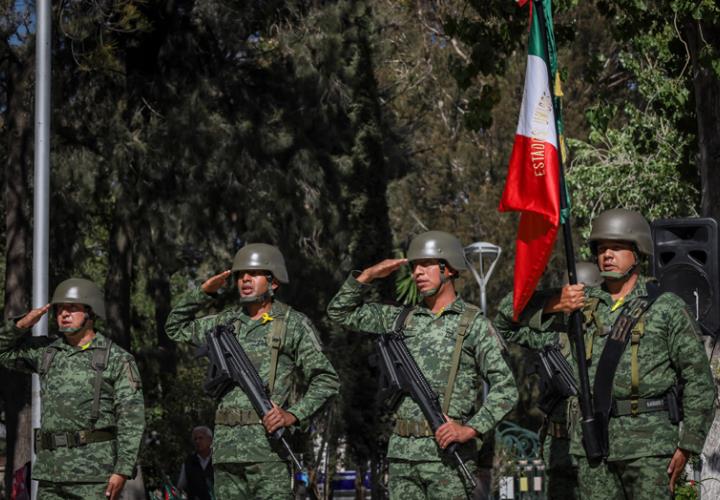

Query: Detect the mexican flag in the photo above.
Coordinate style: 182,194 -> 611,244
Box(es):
499,0 -> 562,320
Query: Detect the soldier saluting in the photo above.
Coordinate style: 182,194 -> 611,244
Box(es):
327,231 -> 517,499
0,278 -> 145,499
165,243 -> 339,498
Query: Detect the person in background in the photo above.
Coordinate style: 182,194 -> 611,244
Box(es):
177,426 -> 214,500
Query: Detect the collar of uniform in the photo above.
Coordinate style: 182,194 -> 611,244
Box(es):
55,331 -> 109,352
236,300 -> 287,324
413,297 -> 466,317
589,274 -> 653,306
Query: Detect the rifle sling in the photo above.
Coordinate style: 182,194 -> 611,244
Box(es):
38,341 -> 112,430
268,304 -> 290,395
443,306 -> 479,414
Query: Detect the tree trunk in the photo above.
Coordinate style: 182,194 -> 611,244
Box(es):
2,52 -> 33,495
687,21 -> 720,222
148,274 -> 176,375
685,19 -> 720,499
105,211 -> 134,350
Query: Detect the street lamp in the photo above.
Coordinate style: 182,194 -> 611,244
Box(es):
464,242 -> 502,316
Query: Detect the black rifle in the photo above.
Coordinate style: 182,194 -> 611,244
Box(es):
200,324 -> 302,469
376,333 -> 477,489
537,345 -> 579,415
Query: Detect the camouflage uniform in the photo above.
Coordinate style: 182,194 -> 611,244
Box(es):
494,291 -> 577,500
326,273 -> 517,500
165,288 -> 339,499
501,276 -> 715,499
0,325 -> 145,498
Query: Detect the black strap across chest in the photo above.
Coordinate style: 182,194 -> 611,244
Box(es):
592,283 -> 661,450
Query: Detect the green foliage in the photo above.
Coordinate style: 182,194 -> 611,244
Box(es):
139,353 -> 216,488
394,269 -> 420,306
563,0 -> 720,257
567,105 -> 698,257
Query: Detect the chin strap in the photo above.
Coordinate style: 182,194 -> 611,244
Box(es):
60,311 -> 92,335
419,262 -> 454,297
600,251 -> 640,282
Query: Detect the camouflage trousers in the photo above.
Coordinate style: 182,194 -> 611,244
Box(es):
543,436 -> 578,500
577,456 -> 671,500
388,459 -> 476,500
37,481 -> 106,499
214,461 -> 292,499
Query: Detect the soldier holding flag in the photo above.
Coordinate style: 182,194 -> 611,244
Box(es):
505,210 -> 715,498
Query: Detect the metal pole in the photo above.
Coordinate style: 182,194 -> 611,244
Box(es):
32,1 -> 52,498
464,242 -> 502,401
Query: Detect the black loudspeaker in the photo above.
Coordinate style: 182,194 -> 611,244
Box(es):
652,217 -> 719,336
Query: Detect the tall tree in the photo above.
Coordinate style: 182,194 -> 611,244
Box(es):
1,3 -> 35,492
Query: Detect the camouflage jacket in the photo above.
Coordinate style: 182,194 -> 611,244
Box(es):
494,290 -> 571,424
326,273 -> 517,462
0,324 -> 145,482
495,276 -> 715,460
165,287 -> 339,464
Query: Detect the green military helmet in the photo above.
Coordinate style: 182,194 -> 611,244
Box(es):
232,243 -> 289,284
563,262 -> 602,287
588,208 -> 653,257
407,231 -> 468,271
51,278 -> 106,320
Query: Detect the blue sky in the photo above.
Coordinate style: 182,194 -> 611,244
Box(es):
9,0 -> 35,46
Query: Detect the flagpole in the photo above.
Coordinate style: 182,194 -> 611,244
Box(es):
533,0 -> 604,465
31,1 -> 52,497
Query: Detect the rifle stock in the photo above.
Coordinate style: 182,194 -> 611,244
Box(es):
376,334 -> 477,489
202,325 -> 302,470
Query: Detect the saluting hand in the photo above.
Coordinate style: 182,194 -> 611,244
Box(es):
357,259 -> 408,284
435,415 -> 478,450
201,270 -> 232,294
263,402 -> 298,434
105,473 -> 126,499
15,304 -> 51,330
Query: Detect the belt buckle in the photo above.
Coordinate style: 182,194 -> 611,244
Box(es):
53,433 -> 68,448
630,399 -> 639,417
76,430 -> 88,445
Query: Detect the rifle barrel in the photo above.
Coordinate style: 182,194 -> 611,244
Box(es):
453,451 -> 477,489
282,438 -> 303,470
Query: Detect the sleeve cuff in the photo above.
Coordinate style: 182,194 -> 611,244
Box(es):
287,404 -> 308,424
191,286 -> 217,302
678,432 -> 707,455
465,409 -> 492,437
113,462 -> 135,478
348,271 -> 373,289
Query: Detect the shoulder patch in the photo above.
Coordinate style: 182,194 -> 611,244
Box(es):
123,358 -> 142,391
486,321 -> 508,352
299,315 -> 324,352
680,308 -> 704,341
